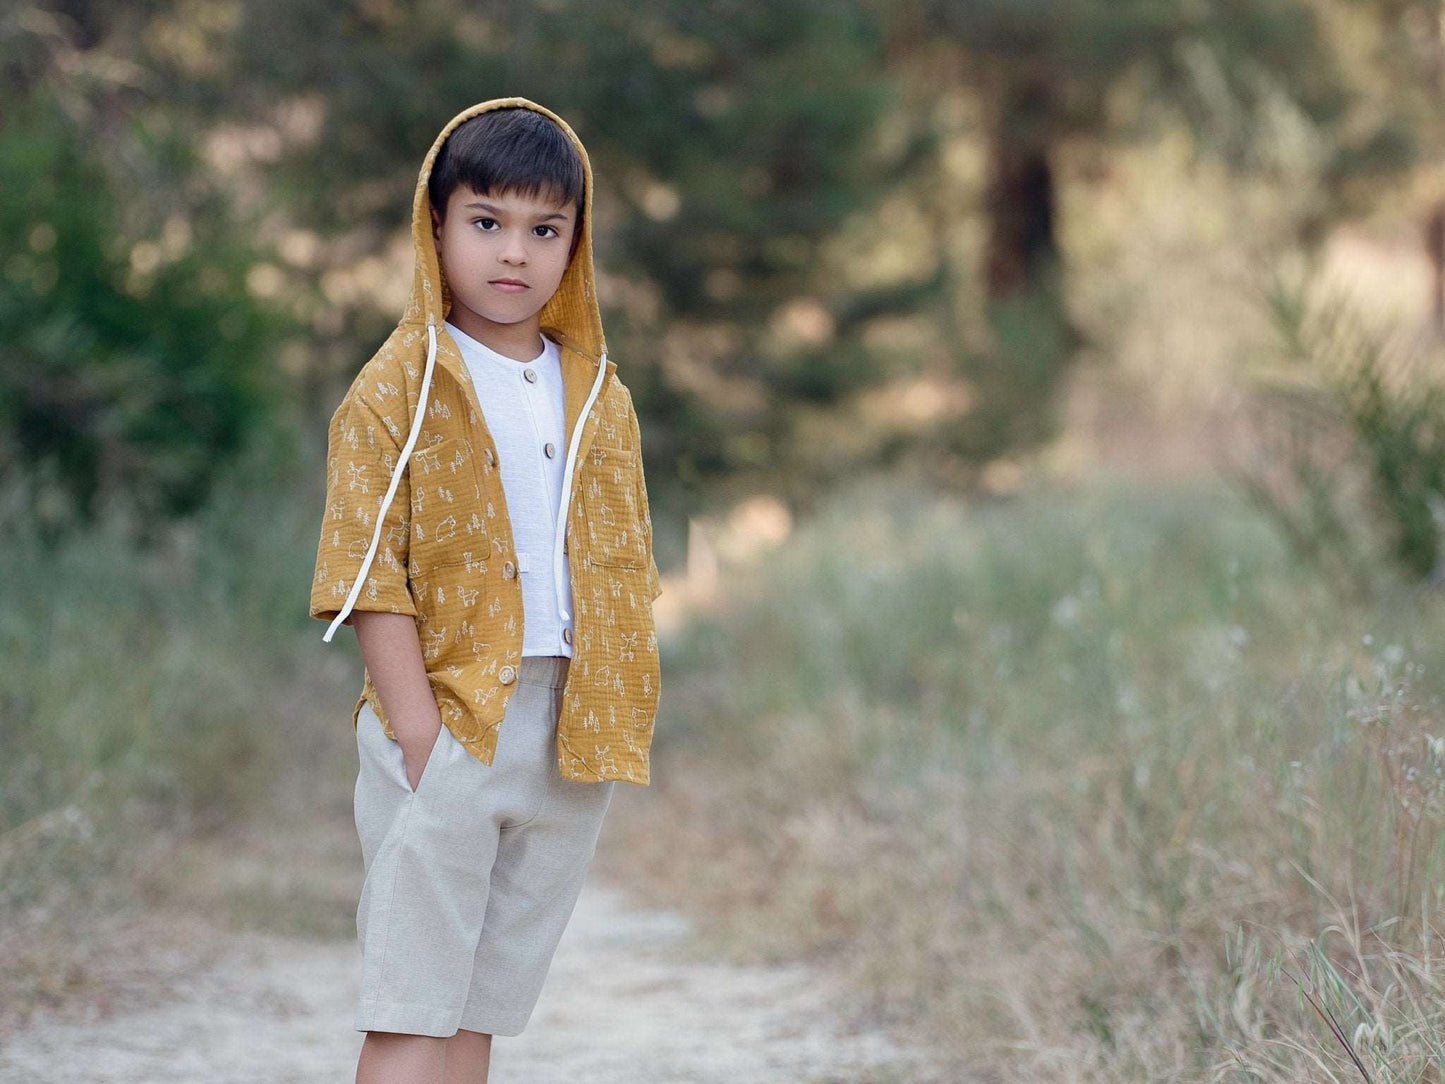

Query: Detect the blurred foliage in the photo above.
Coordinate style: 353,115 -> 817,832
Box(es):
883,0 -> 1424,479
0,29 -> 295,544
194,0 -> 914,509
0,0 -> 1440,538
1230,267 -> 1445,594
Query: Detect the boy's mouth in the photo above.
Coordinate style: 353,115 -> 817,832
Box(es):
489,278 -> 529,293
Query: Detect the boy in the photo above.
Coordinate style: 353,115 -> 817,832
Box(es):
308,98 -> 663,1082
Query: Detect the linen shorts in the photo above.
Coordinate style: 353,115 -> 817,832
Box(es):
352,654 -> 616,1037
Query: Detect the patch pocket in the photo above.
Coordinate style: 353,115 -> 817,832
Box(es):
579,445 -> 645,568
408,436 -> 491,572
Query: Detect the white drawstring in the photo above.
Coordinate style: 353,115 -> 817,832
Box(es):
553,350 -> 609,623
323,319 -> 439,642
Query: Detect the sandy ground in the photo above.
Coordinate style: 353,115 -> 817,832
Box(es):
0,876 -> 941,1083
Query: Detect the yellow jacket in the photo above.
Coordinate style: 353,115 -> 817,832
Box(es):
309,97 -> 662,785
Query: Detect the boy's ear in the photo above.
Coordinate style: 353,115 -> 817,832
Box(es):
430,204 -> 443,248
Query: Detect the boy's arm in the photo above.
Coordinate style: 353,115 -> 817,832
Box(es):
627,396 -> 663,604
309,390 -> 419,626
310,386 -> 439,785
353,611 -> 442,790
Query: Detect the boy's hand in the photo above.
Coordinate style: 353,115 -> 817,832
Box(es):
396,714 -> 444,793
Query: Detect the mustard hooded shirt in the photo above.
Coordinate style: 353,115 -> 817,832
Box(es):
309,97 -> 662,785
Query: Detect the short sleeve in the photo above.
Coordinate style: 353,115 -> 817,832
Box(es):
309,390 -> 418,627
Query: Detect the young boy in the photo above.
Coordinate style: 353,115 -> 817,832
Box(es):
308,97 -> 663,1081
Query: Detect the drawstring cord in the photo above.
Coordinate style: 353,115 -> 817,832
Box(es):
553,350 -> 608,623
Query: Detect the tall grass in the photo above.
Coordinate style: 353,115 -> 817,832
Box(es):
617,470 -> 1445,1082
0,429 -> 361,1029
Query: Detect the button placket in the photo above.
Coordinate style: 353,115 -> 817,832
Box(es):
514,359 -> 569,631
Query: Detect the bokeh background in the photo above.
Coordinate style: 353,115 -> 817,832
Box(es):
5,0 -> 1445,1079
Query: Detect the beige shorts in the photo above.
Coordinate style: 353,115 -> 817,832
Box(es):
352,655 -> 616,1037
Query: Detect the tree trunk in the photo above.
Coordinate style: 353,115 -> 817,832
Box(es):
984,82 -> 1059,300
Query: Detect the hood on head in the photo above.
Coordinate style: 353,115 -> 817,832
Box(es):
402,96 -> 606,364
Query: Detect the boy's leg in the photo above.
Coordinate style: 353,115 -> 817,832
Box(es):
356,1033 -> 448,1084
443,1029 -> 493,1083
456,656 -> 618,1037
457,780 -> 616,1034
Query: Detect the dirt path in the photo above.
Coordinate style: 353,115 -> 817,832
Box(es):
0,876 -> 938,1083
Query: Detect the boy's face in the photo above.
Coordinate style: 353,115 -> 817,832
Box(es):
430,183 -> 579,337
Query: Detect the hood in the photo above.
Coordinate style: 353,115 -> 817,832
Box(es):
320,97 -> 617,643
402,96 -> 608,365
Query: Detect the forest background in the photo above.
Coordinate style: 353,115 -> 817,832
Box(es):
6,1 -> 1445,1079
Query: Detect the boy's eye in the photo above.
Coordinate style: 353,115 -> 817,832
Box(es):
534,225 -> 559,238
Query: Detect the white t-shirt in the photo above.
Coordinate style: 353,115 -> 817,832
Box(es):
445,320 -> 574,658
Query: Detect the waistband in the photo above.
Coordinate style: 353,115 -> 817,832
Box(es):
518,655 -> 570,688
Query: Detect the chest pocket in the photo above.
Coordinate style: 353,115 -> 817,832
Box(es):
409,435 -> 493,572
579,444 -> 645,569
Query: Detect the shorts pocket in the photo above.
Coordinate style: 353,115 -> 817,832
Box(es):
388,721 -> 450,796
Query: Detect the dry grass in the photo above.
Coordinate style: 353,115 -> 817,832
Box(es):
0,436 -> 364,1039
601,472 -> 1445,1082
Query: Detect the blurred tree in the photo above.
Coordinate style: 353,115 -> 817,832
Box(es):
902,0 -> 1414,285
878,0 -> 1418,468
5,0 -> 1434,544
0,18 -> 292,543
179,0 -> 921,515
